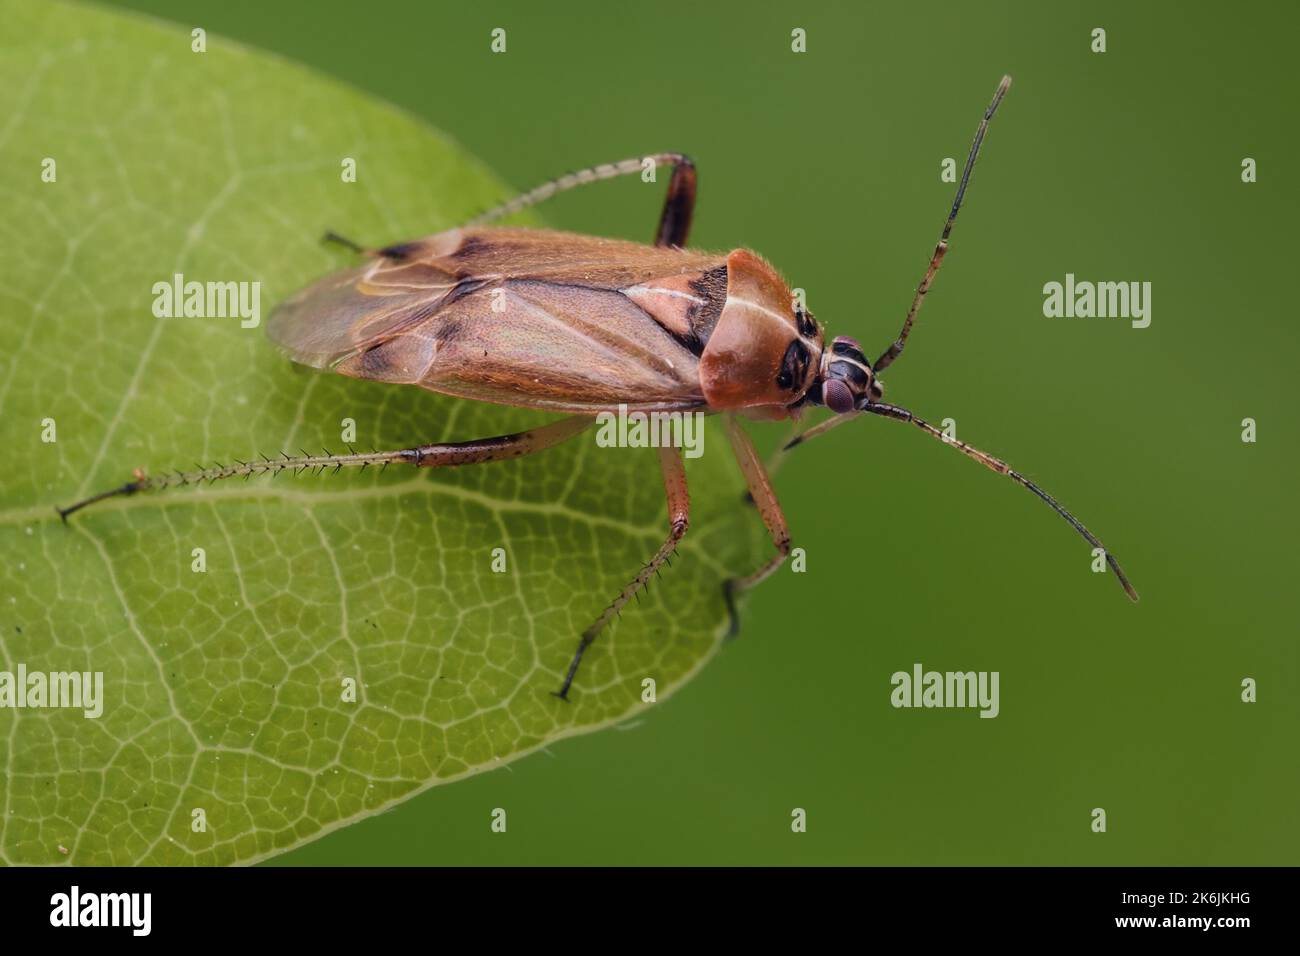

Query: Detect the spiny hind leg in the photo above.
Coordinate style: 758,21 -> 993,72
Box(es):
722,415 -> 792,638
555,445 -> 690,701
464,152 -> 697,248
57,416 -> 594,521
329,152 -> 698,259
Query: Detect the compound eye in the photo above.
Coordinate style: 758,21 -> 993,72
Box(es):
823,378 -> 855,414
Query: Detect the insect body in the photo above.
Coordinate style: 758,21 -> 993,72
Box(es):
270,228 -> 811,416
59,75 -> 1137,701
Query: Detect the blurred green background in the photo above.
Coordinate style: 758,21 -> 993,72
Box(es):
98,0 -> 1297,864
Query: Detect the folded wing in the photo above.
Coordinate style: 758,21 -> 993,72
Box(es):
268,227 -> 716,412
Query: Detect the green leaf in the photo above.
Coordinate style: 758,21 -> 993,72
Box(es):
0,0 -> 764,865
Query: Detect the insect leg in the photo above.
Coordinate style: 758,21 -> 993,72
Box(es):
873,75 -> 1012,374
56,416 -> 594,521
465,152 -> 696,247
739,421 -> 801,507
780,410 -> 855,452
321,231 -> 420,262
321,230 -> 375,256
556,445 -> 690,701
654,156 -> 696,248
722,415 -> 792,637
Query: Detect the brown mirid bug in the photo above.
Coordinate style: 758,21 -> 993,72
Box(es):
59,75 -> 1137,700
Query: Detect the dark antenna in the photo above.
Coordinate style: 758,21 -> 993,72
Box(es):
852,402 -> 1138,600
873,74 -> 1012,373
